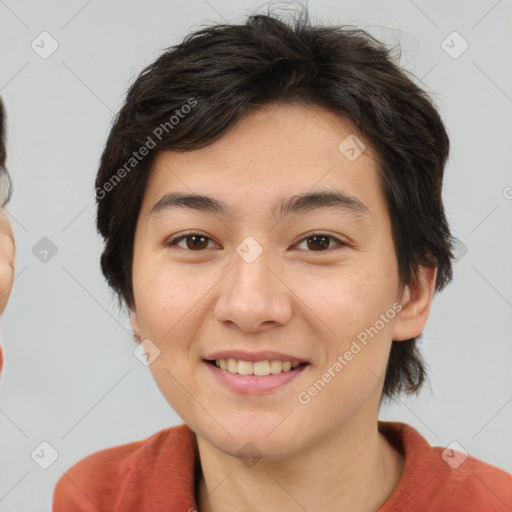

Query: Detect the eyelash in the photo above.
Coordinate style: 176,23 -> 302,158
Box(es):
165,232 -> 348,252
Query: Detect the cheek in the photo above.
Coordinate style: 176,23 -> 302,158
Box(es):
313,264 -> 389,329
132,261 -> 209,397
316,260 -> 399,373
134,265 -> 205,414
146,359 -> 206,429
134,262 -> 199,337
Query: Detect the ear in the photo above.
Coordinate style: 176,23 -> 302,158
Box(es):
392,266 -> 437,341
129,308 -> 142,343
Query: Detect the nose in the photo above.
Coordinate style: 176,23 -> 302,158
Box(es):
213,246 -> 293,333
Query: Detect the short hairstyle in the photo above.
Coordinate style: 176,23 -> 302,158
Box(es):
95,8 -> 455,401
0,97 -> 12,206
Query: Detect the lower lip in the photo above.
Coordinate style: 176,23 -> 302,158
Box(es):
203,361 -> 310,394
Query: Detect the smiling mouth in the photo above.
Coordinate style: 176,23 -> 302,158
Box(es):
205,359 -> 308,377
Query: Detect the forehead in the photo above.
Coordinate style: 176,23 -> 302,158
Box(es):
141,103 -> 385,221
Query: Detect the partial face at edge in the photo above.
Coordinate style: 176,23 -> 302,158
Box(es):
129,103 -> 433,459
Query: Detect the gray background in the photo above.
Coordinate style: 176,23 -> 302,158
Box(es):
1,0 -> 511,510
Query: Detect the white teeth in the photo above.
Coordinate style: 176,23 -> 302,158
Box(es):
215,358 -> 302,376
269,360 -> 282,374
237,360 -> 253,375
253,360 -> 270,376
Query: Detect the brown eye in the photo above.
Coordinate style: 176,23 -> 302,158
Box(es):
296,233 -> 346,252
307,235 -> 330,251
167,234 -> 214,251
166,232 -> 346,253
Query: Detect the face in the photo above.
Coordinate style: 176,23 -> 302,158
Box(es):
130,103 -> 428,459
0,100 -> 15,376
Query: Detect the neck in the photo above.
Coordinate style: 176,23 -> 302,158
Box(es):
195,419 -> 404,512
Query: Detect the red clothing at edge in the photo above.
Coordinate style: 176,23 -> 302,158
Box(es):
53,421 -> 512,511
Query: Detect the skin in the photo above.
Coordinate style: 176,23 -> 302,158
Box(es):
0,208 -> 15,313
0,206 -> 15,373
130,103 -> 436,512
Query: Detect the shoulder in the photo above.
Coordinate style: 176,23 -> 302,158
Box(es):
52,423 -> 196,511
428,443 -> 512,507
379,421 -> 512,511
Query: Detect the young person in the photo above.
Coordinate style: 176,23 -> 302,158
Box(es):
0,98 -> 15,376
53,9 -> 512,511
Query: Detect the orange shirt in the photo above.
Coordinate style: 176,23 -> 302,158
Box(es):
53,421 -> 512,511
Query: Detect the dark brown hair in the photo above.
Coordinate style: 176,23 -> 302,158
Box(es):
95,8 -> 455,401
0,97 -> 13,206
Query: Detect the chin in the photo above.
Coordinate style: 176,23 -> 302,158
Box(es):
217,434 -> 303,463
194,416 -> 310,462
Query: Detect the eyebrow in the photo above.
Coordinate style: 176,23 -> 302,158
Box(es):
150,189 -> 370,221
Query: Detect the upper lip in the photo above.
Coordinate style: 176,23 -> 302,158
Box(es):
204,350 -> 308,363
